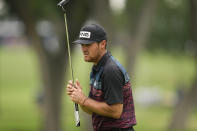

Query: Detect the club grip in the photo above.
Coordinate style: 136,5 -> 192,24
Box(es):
74,103 -> 80,127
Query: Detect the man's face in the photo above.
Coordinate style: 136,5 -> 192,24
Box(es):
81,42 -> 102,64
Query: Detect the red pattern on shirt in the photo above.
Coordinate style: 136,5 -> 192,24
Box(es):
89,82 -> 136,131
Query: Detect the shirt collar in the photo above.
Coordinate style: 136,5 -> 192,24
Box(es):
92,51 -> 111,72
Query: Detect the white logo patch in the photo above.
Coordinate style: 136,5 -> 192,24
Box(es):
79,31 -> 91,38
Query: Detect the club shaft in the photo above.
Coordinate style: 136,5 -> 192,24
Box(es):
64,12 -> 80,127
64,14 -> 74,82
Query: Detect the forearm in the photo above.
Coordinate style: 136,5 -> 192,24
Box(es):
80,104 -> 93,114
82,98 -> 122,119
66,80 -> 122,118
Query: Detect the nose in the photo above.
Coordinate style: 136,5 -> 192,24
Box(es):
81,44 -> 88,51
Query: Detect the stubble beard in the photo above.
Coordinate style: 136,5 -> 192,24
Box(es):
84,50 -> 101,64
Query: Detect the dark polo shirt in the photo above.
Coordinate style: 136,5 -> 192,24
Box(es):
92,52 -> 124,105
89,52 -> 136,131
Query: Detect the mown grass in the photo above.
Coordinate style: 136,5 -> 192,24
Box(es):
0,45 -> 196,131
0,46 -> 41,131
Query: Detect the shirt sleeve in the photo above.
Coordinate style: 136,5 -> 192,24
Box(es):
102,65 -> 124,105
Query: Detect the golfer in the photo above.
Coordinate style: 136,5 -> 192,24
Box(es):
67,24 -> 136,131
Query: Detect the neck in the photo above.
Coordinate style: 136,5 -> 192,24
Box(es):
94,50 -> 107,65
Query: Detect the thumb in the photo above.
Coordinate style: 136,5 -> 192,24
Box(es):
76,79 -> 82,89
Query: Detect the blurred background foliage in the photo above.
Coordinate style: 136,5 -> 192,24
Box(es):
0,0 -> 196,131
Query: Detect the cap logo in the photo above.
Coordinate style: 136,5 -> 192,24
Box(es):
79,31 -> 91,39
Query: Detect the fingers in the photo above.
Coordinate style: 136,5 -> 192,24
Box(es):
68,80 -> 73,87
67,80 -> 74,95
75,79 -> 82,89
67,80 -> 76,89
67,87 -> 73,95
69,89 -> 86,105
76,79 -> 79,85
66,79 -> 83,103
69,91 -> 78,103
67,79 -> 82,89
66,83 -> 77,96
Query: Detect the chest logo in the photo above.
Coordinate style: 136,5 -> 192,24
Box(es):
94,81 -> 97,87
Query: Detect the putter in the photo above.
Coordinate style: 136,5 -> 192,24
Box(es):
57,0 -> 80,127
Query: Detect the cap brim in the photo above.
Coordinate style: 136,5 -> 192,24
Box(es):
73,39 -> 96,44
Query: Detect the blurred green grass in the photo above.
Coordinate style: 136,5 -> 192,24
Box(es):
0,47 -> 41,131
0,45 -> 196,131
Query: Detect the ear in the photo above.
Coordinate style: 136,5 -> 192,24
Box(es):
100,40 -> 107,49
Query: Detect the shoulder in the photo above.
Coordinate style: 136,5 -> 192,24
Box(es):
103,57 -> 123,77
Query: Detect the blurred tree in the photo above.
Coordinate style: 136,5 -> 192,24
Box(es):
125,0 -> 158,75
90,0 -> 116,47
168,0 -> 197,130
5,0 -> 91,131
148,0 -> 190,52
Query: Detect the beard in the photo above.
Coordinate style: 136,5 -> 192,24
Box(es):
84,55 -> 99,62
83,50 -> 101,64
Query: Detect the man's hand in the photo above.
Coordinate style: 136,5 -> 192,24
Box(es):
66,80 -> 87,105
66,80 -> 123,118
67,80 -> 74,95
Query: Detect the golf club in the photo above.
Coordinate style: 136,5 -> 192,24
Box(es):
57,0 -> 70,7
57,0 -> 80,127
